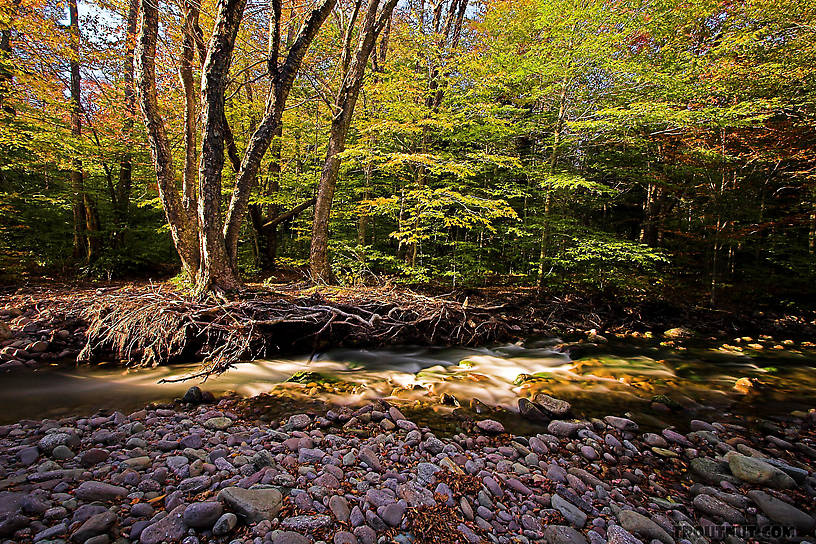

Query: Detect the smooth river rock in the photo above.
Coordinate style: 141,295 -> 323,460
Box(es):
140,504 -> 186,544
692,493 -> 745,524
70,511 -> 116,543
619,510 -> 675,544
542,524 -> 588,544
747,490 -> 816,532
183,501 -> 223,528
534,393 -> 572,417
217,486 -> 283,523
551,493 -> 587,528
725,452 -> 796,489
75,481 -> 129,502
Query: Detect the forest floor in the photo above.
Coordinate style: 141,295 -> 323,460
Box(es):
0,280 -> 815,374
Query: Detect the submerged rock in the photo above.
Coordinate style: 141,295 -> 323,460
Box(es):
518,398 -> 549,423
663,327 -> 694,339
182,386 -> 204,404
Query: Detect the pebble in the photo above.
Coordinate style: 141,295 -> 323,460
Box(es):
692,493 -> 745,524
552,493 -> 587,528
604,416 -> 638,432
606,525 -> 644,544
140,504 -> 186,544
619,510 -> 675,544
329,495 -> 350,522
284,414 -> 311,431
542,524 -> 588,544
204,417 -> 232,430
281,514 -> 333,532
725,452 -> 796,488
218,487 -> 283,523
213,512 -> 238,536
548,420 -> 584,437
70,511 -> 116,543
74,481 -> 128,501
747,490 -> 816,532
0,392 -> 809,544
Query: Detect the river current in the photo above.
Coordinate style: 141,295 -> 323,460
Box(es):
1,336 -> 814,427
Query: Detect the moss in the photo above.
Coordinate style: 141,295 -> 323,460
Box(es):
651,394 -> 683,410
285,371 -> 340,385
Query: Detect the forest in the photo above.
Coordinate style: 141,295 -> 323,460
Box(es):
1,3 -> 816,544
0,0 -> 814,308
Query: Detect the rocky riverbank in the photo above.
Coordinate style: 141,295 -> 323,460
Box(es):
0,390 -> 814,544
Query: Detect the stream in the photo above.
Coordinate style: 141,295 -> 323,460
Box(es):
1,335 -> 815,428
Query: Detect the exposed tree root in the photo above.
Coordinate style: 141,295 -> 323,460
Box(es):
77,285 -> 528,376
5,281 -> 815,380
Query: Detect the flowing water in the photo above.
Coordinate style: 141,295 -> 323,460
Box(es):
1,336 -> 815,428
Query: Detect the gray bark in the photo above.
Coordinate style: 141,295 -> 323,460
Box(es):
223,0 -> 338,268
309,0 -> 399,282
135,0 -> 201,278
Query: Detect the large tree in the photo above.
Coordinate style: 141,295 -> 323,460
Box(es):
309,0 -> 399,282
135,0 -> 337,292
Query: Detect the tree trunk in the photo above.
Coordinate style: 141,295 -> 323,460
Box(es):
68,0 -> 87,261
196,0 -> 247,292
310,0 -> 399,282
113,0 -> 138,248
250,126 -> 282,271
537,74 -> 569,290
0,0 -> 19,116
136,0 -> 335,293
180,0 -> 201,222
809,190 -> 816,274
222,0 -> 337,270
84,193 -> 101,260
809,208 -> 816,273
135,0 -> 201,278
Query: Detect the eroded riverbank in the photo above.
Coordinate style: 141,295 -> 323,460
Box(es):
2,282 -> 816,378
